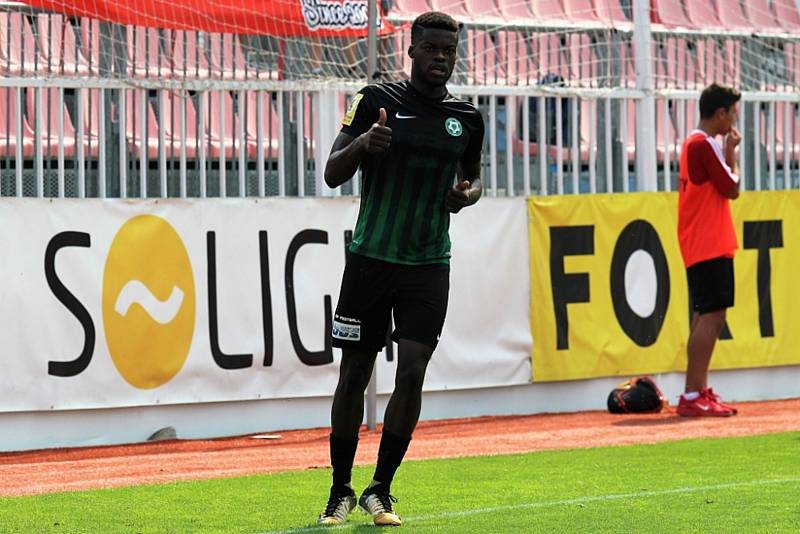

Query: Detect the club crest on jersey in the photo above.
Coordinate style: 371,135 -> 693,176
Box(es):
445,117 -> 463,137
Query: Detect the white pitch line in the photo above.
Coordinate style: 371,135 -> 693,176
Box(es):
265,476 -> 800,534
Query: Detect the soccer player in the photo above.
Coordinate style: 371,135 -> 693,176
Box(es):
316,11 -> 484,527
676,83 -> 741,417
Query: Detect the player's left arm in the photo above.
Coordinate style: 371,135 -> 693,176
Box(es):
446,161 -> 482,213
701,134 -> 740,200
722,127 -> 741,200
446,111 -> 484,214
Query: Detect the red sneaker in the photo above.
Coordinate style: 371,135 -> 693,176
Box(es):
702,388 -> 738,415
676,391 -> 735,417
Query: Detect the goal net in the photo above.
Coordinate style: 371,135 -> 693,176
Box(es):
7,0 -> 397,86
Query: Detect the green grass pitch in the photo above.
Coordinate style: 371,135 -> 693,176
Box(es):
1,432 -> 798,533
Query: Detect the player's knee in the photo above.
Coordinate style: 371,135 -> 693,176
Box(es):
340,359 -> 374,391
395,363 -> 427,393
705,310 -> 727,333
695,311 -> 726,340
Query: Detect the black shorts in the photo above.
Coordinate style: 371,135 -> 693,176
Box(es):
687,257 -> 734,314
332,252 -> 450,353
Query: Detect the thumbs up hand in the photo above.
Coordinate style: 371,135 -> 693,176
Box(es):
446,180 -> 474,213
359,107 -> 392,154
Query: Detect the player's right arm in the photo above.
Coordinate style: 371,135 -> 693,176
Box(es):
324,108 -> 391,188
325,87 -> 392,189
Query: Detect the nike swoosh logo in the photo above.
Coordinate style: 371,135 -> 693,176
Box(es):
395,113 -> 416,119
114,280 -> 185,324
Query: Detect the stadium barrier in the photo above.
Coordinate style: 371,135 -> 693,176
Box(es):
2,1 -> 800,450
0,197 -> 530,412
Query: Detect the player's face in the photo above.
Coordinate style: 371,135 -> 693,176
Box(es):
719,103 -> 739,134
410,28 -> 458,86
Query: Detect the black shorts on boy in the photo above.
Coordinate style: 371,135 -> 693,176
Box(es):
686,256 -> 734,314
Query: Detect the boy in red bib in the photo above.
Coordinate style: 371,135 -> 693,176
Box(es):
677,84 -> 742,417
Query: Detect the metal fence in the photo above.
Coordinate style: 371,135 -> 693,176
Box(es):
2,6 -> 800,198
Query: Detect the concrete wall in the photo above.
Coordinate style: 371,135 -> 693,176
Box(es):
2,365 -> 798,452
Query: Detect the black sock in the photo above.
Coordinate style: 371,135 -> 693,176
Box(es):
372,430 -> 411,491
330,434 -> 359,491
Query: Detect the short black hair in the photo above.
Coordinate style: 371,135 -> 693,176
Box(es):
411,11 -> 461,44
699,83 -> 741,119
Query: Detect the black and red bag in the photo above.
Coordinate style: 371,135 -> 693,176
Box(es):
607,376 -> 667,414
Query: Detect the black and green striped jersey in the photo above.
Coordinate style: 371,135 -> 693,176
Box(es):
340,80 -> 484,265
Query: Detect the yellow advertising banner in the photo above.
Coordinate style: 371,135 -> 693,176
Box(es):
529,191 -> 796,382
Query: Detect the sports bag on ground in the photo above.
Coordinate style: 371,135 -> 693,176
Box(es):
607,376 -> 667,414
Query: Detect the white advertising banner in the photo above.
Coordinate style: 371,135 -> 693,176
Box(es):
0,197 -> 531,412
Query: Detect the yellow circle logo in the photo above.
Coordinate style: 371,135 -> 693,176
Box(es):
102,215 -> 195,389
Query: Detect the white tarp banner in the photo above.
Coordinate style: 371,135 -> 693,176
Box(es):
0,197 -> 531,411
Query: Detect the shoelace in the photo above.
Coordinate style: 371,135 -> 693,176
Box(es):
323,494 -> 351,519
370,493 -> 398,514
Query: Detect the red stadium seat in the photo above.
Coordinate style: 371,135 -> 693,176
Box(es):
683,0 -> 722,29
562,0 -> 603,22
208,33 -> 249,80
170,30 -> 211,78
742,0 -> 781,29
128,26 -> 173,78
78,88 -> 103,158
623,39 -> 639,88
497,31 -> 535,85
497,0 -> 536,22
203,90 -> 242,158
654,37 -> 677,87
660,37 -> 703,88
231,37 -> 279,81
467,30 -> 505,84
394,30 -> 413,78
83,89 -> 171,161
0,13 -> 37,74
531,0 -> 568,20
161,91 -> 201,159
655,98 -> 678,163
623,98 -> 636,163
463,0 -> 504,19
507,33 -> 595,88
390,0 -> 433,18
773,0 -> 800,30
429,0 -> 470,18
78,17 -> 102,72
579,99 -> 591,162
788,42 -> 800,86
651,0 -> 695,28
303,93 -> 315,158
687,100 -> 699,136
774,102 -> 800,162
245,91 -> 281,159
125,90 -> 162,159
0,87 -> 36,157
537,34 -> 570,82
695,39 -> 739,87
714,0 -> 753,30
512,96 -> 589,164
0,14 -> 18,74
35,15 -> 92,76
568,33 -> 599,86
593,0 -> 631,24
26,87 -> 77,158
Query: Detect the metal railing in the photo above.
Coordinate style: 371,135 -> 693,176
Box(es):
2,7 -> 800,198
